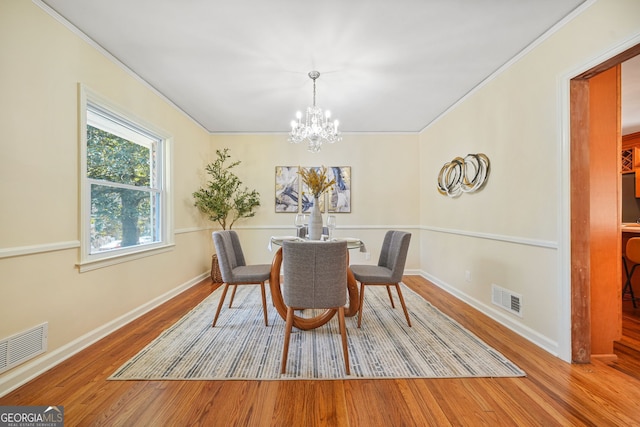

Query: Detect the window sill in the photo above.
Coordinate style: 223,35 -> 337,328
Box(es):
77,243 -> 175,273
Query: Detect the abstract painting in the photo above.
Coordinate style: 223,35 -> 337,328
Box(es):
327,166 -> 351,213
276,166 -> 350,213
275,166 -> 299,212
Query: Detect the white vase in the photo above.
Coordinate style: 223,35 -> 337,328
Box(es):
308,197 -> 323,240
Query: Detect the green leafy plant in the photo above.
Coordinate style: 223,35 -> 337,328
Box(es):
193,148 -> 261,229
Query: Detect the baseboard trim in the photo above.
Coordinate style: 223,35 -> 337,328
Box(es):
0,272 -> 209,397
419,270 -> 561,359
591,353 -> 618,363
1,269 -> 561,396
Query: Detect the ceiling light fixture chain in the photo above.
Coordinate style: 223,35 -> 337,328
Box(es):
310,70 -> 319,107
288,70 -> 342,153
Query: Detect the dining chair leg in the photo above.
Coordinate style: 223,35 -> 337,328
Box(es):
357,283 -> 366,328
394,283 -> 412,327
386,285 -> 396,308
228,284 -> 238,308
338,307 -> 350,375
281,307 -> 295,374
624,263 -> 638,309
260,282 -> 269,326
212,283 -> 230,327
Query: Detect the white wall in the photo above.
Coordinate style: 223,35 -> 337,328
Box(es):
0,1 -> 213,393
419,0 -> 640,360
0,1 -> 420,394
2,0 -> 640,396
208,133 -> 421,268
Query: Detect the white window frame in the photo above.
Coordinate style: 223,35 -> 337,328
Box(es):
78,84 -> 173,272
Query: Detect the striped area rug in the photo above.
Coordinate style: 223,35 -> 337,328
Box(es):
109,284 -> 525,380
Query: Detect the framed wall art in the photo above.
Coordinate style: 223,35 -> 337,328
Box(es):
327,166 -> 351,213
275,166 -> 299,212
276,166 -> 351,213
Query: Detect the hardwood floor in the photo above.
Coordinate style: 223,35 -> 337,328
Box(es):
611,299 -> 640,381
2,276 -> 640,426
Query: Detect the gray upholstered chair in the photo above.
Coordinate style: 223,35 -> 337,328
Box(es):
350,230 -> 412,327
211,230 -> 271,327
280,240 -> 350,375
296,226 -> 329,239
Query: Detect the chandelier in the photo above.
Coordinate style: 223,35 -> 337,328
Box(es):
288,71 -> 342,153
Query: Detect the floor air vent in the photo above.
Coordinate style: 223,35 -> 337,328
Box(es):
0,322 -> 48,374
491,285 -> 523,317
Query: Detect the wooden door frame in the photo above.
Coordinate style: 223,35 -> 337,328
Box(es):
570,44 -> 640,363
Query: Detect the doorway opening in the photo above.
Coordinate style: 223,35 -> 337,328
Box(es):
570,43 -> 640,363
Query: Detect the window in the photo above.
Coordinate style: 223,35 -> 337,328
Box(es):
79,86 -> 172,271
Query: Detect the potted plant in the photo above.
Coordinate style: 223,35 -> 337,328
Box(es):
193,148 -> 261,281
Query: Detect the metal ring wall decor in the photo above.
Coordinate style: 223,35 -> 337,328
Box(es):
437,153 -> 490,197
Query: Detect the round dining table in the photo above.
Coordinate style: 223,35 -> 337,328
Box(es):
268,237 -> 365,330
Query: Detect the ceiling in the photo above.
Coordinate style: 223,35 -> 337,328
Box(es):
39,0 -> 638,135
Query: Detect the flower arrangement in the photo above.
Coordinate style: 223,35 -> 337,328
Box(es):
298,166 -> 335,199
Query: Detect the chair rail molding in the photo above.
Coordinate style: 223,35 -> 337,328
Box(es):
421,225 -> 558,250
0,241 -> 80,260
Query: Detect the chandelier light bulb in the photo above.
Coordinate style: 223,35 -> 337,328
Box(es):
288,70 -> 342,153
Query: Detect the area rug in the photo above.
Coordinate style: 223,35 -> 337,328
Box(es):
109,284 -> 525,380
